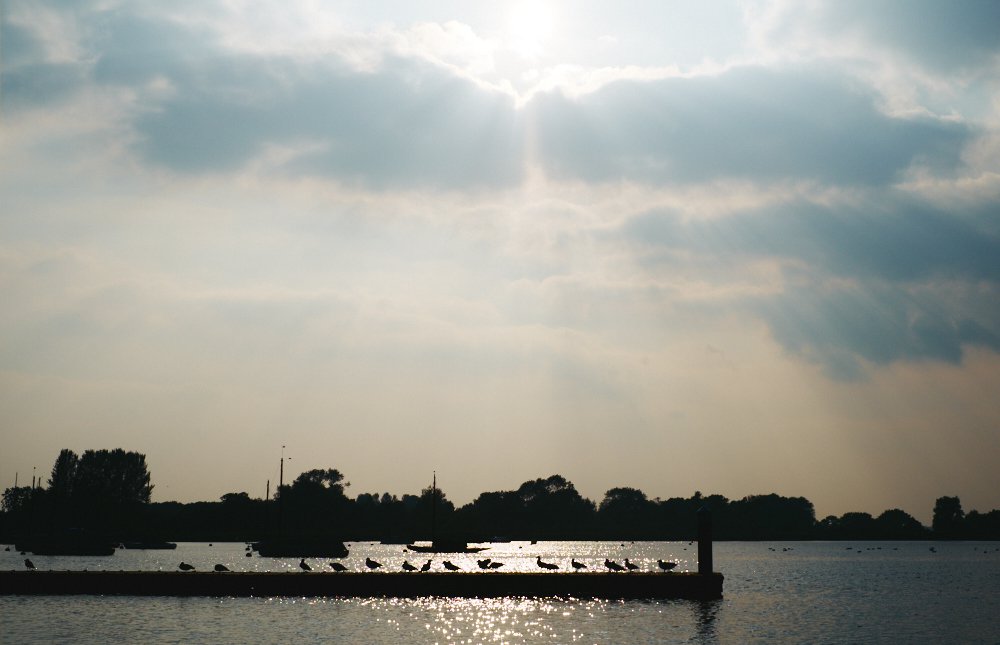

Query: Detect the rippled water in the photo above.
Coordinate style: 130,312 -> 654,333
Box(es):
3,540 -> 999,644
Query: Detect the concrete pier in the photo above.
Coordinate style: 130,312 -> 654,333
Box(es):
0,570 -> 723,600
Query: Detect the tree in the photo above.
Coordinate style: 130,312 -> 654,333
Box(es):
932,496 -> 965,538
48,449 -> 79,501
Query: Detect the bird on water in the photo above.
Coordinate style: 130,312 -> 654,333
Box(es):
604,559 -> 625,572
299,558 -> 311,571
178,562 -> 195,571
24,558 -> 35,570
329,562 -> 347,572
401,560 -> 417,571
624,558 -> 639,571
420,559 -> 432,572
536,556 -> 559,570
365,557 -> 383,570
442,560 -> 461,571
214,564 -> 229,572
477,558 -> 492,570
657,559 -> 677,572
488,561 -> 505,569
571,559 -> 587,571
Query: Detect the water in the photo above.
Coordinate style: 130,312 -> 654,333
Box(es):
2,541 -> 999,644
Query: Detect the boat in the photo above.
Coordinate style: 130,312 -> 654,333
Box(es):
406,540 -> 489,554
252,538 -> 349,558
16,529 -> 117,556
121,541 -> 177,550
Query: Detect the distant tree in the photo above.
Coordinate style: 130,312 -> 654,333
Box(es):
220,492 -> 253,504
1,486 -> 34,514
873,509 -> 927,539
932,496 -> 965,538
598,487 -> 656,538
48,449 -> 79,501
74,448 -> 153,507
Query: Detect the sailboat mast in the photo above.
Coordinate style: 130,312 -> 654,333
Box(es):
432,471 -> 437,544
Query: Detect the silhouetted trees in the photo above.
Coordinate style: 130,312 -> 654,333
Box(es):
4,450 -> 1000,542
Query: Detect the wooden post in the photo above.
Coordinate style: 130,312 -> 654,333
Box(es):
697,505 -> 713,575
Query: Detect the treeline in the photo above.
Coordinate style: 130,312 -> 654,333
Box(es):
3,450 -> 1000,542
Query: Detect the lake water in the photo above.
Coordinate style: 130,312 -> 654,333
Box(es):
2,540 -> 999,644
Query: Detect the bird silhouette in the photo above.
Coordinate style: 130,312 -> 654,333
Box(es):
442,560 -> 461,571
571,559 -> 587,571
329,562 -> 347,572
536,556 -> 558,570
401,560 -> 417,571
24,558 -> 35,570
299,558 -> 311,571
657,559 -> 677,572
604,559 -> 625,572
420,559 -> 432,572
178,562 -> 195,571
477,558 -> 492,570
245,552 -> 252,557
365,557 -> 383,570
488,561 -> 505,569
624,558 -> 639,571
214,564 -> 229,572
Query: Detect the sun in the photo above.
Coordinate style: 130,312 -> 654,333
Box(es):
507,2 -> 554,58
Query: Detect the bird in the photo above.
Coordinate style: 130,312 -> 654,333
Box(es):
477,558 -> 492,570
214,564 -> 229,572
178,562 -> 195,571
401,560 -> 417,571
488,561 -> 505,569
299,558 -> 311,571
245,552 -> 252,557
571,559 -> 587,571
420,559 -> 432,572
624,558 -> 639,571
24,558 -> 35,570
657,560 -> 677,572
329,562 -> 347,572
604,559 -> 625,572
536,556 -> 558,570
442,560 -> 461,571
365,557 -> 383,570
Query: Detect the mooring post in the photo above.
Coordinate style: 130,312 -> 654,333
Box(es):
697,505 -> 713,575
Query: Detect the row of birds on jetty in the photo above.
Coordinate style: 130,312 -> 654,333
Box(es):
171,557 -> 679,573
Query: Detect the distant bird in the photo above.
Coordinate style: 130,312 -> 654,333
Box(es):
329,562 -> 347,572
178,562 -> 195,571
245,552 -> 252,557
536,556 -> 558,570
929,547 -> 937,553
24,558 -> 35,570
365,557 -> 383,570
657,560 -> 677,572
624,558 -> 639,571
442,560 -> 461,571
299,558 -> 311,571
214,564 -> 229,572
604,559 -> 625,572
477,558 -> 492,570
571,559 -> 587,571
420,560 -> 432,572
488,561 -> 505,569
4,546 -> 10,551
401,560 -> 417,572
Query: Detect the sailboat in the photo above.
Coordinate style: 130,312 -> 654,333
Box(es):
407,472 -> 488,554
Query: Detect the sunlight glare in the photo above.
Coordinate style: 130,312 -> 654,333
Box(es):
508,2 -> 554,58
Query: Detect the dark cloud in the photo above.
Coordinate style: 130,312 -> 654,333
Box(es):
0,16 -> 86,110
815,0 -> 1000,71
623,200 -> 1000,378
528,66 -> 968,186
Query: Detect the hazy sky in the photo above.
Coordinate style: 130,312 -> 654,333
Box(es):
2,0 -> 999,523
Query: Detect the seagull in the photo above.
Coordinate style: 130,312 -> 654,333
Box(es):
488,561 -> 505,569
624,558 -> 639,571
402,560 -> 417,571
178,562 -> 195,571
299,558 -> 311,571
329,562 -> 347,572
571,559 -> 587,571
657,560 -> 677,572
24,558 -> 35,570
477,558 -> 493,570
365,557 -> 383,570
604,559 -> 625,572
245,552 -> 252,557
442,560 -> 461,571
421,559 -> 432,572
214,564 -> 229,572
536,556 -> 558,570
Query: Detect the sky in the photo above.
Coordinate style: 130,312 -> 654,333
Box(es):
2,0 -> 999,524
